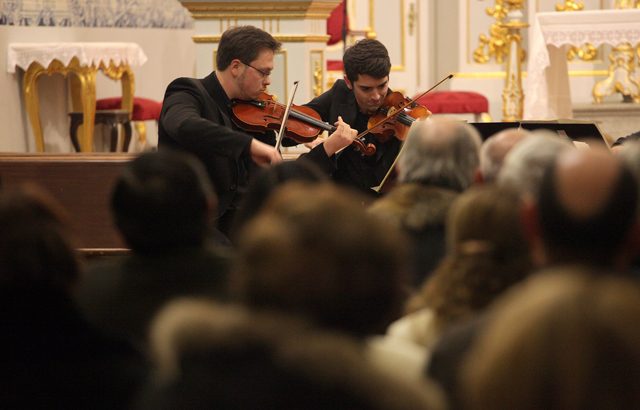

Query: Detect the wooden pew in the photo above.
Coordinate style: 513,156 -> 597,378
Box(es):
0,153 -> 135,255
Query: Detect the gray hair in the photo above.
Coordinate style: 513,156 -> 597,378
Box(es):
398,118 -> 482,191
497,130 -> 574,199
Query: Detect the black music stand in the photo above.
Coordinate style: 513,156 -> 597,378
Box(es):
469,120 -> 609,147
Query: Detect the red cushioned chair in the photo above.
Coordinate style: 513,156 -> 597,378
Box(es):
96,97 -> 162,150
414,91 -> 491,122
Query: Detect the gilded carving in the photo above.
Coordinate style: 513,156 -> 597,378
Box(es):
555,1 -> 598,63
500,18 -> 527,120
313,60 -> 323,97
593,43 -> 640,103
408,3 -> 416,36
614,0 -> 640,8
555,0 -> 584,11
473,0 -> 524,65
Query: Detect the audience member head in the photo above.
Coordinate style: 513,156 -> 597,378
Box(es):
463,270 -> 640,410
215,25 -> 281,71
231,159 -> 328,240
479,127 -> 531,183
412,185 -> 532,327
398,118 -> 482,191
112,150 -> 216,255
497,130 -> 574,199
617,139 -> 640,216
139,299 -> 444,410
524,147 -> 638,270
0,185 -> 79,291
342,38 -> 391,84
611,129 -> 640,153
233,183 -> 408,337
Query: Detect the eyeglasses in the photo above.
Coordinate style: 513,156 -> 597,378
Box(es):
243,61 -> 271,78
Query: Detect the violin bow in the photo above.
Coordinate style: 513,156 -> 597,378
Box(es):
275,80 -> 300,152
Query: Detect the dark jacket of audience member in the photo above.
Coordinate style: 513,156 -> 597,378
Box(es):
136,300 -> 445,410
76,151 -> 230,348
0,187 -> 147,409
229,159 -> 327,241
369,118 -> 482,287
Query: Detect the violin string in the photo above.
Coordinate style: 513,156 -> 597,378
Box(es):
288,109 -> 336,132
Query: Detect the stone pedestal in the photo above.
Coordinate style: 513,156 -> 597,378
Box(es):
573,102 -> 640,145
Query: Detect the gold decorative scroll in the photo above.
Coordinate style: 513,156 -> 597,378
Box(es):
555,0 -> 584,11
473,0 -> 524,65
555,1 -> 598,62
614,0 -> 640,8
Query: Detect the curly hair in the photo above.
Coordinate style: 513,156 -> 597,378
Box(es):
408,185 -> 532,329
343,39 -> 391,83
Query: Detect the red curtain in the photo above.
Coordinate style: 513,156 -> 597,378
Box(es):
326,1 -> 347,45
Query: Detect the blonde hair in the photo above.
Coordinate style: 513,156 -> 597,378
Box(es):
409,185 -> 531,328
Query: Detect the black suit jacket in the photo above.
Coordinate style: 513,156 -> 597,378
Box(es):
76,245 -> 231,348
305,80 -> 402,192
159,72 -> 335,227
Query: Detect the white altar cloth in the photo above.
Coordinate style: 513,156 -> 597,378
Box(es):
524,9 -> 640,120
8,42 -> 147,73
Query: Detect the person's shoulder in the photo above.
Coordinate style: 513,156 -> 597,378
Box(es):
331,79 -> 350,93
80,257 -> 130,291
165,76 -> 203,93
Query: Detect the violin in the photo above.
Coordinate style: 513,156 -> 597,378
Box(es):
230,92 -> 375,154
366,91 -> 431,143
348,74 -> 454,156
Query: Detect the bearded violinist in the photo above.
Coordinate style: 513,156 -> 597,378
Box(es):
158,26 -> 357,236
304,39 -> 404,195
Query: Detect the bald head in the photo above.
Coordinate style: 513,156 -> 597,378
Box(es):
536,147 -> 638,268
555,148 -> 622,219
480,128 -> 531,182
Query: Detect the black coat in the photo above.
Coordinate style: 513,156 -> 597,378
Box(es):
76,245 -> 231,348
0,286 -> 147,409
305,79 -> 402,193
158,72 -> 335,228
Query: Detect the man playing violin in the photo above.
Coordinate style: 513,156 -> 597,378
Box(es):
305,39 -> 404,194
159,26 -> 357,236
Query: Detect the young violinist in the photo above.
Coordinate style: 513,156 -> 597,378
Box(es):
158,26 -> 357,236
304,39 -> 408,195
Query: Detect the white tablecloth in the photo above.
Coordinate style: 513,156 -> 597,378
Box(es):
524,9 -> 640,120
7,42 -> 147,73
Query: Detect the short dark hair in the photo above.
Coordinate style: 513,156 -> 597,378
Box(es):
538,161 -> 638,267
216,26 -> 281,71
342,39 -> 391,83
112,150 -> 217,254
